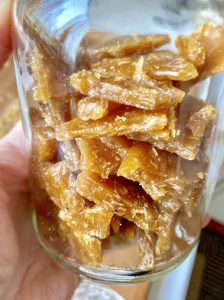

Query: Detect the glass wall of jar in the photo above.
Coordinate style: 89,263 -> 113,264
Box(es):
12,0 -> 224,284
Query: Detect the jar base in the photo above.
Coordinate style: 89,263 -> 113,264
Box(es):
33,211 -> 198,284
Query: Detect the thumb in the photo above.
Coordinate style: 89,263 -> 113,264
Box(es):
0,0 -> 12,69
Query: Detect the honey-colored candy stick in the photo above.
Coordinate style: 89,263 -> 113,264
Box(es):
58,140 -> 81,172
117,143 -> 179,202
77,97 -> 109,120
33,127 -> 56,161
91,34 -> 170,61
155,212 -> 174,257
59,205 -> 113,239
77,97 -> 121,121
59,220 -> 102,266
176,36 -> 206,67
192,22 -> 224,80
55,106 -> 168,140
117,143 -> 205,216
138,232 -> 155,271
111,215 -> 122,234
77,138 -> 121,178
100,136 -> 133,158
31,46 -> 71,103
76,171 -> 159,232
39,161 -> 85,212
70,70 -> 184,111
93,50 -> 198,81
128,96 -> 217,160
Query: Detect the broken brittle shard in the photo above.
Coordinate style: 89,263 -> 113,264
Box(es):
59,220 -> 102,266
31,45 -> 70,103
77,138 -> 121,178
32,127 -> 56,161
77,97 -> 109,120
93,50 -> 198,81
128,95 -> 217,160
76,170 -> 158,232
155,211 -> 174,257
192,22 -> 224,80
90,34 -> 170,61
70,70 -> 184,110
117,143 -> 206,216
138,231 -> 155,270
176,36 -> 206,67
55,106 -> 168,140
38,161 -> 85,212
58,140 -> 81,172
59,205 -> 113,239
100,136 -> 133,158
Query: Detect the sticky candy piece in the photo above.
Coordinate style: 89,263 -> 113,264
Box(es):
59,205 -> 113,239
31,46 -> 70,102
76,171 -> 158,232
55,106 -> 168,140
58,140 -> 81,172
39,161 -> 85,212
155,212 -> 174,257
33,127 -> 56,161
77,97 -> 121,121
118,219 -> 137,241
93,50 -> 198,81
138,232 -> 155,270
192,22 -> 224,80
59,220 -> 102,266
77,97 -> 109,120
117,143 -> 205,216
91,34 -> 170,61
176,36 -> 206,67
70,70 -> 184,110
128,95 -> 217,160
111,215 -> 122,233
77,138 -> 121,178
100,136 -> 133,158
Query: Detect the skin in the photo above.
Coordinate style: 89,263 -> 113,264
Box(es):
0,1 -> 210,299
0,1 -> 78,299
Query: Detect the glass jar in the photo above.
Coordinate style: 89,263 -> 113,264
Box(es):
12,0 -> 224,284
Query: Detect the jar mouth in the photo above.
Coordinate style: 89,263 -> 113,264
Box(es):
33,211 -> 198,284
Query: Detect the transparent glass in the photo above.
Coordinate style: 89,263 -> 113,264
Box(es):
12,0 -> 224,284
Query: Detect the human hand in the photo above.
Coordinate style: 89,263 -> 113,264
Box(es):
0,1 -> 78,299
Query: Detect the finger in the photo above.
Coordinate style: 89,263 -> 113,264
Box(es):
0,123 -> 28,193
0,0 -> 12,68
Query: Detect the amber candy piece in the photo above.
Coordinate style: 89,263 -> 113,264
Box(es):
58,140 -> 81,172
111,215 -> 122,233
117,143 -> 205,216
71,70 -> 184,111
76,171 -> 158,232
192,22 -> 224,80
77,97 -> 121,121
38,161 -> 85,212
138,232 -> 155,271
55,106 -> 168,140
93,50 -> 197,81
59,205 -> 113,239
91,34 -> 170,61
33,127 -> 56,161
128,95 -> 217,160
118,219 -> 137,241
59,220 -> 102,266
77,138 -> 121,178
31,46 -> 70,103
155,211 -> 174,257
176,36 -> 205,67
100,136 -> 133,158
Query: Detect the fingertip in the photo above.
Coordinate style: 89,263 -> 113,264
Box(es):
0,0 -> 12,68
